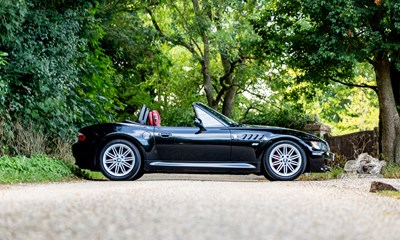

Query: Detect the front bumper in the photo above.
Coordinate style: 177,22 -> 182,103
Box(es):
308,150 -> 334,172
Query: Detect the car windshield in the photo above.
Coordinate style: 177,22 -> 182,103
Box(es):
197,103 -> 240,127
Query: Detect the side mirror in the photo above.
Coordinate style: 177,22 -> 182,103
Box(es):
195,118 -> 206,132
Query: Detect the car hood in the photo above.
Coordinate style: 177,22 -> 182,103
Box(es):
234,125 -> 323,142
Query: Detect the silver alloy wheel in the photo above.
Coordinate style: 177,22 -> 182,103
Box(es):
102,143 -> 136,177
268,143 -> 302,177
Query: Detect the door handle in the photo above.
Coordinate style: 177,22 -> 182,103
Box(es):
161,133 -> 172,138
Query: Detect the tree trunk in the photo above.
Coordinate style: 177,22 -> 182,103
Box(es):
222,85 -> 237,116
201,38 -> 213,107
220,53 -> 238,116
390,64 -> 400,109
390,64 -> 400,163
374,57 -> 400,163
192,0 -> 214,108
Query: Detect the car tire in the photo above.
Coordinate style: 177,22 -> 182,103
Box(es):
130,169 -> 144,181
263,170 -> 276,181
263,140 -> 306,181
99,139 -> 142,181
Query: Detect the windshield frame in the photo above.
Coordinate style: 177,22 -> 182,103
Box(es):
193,103 -> 239,127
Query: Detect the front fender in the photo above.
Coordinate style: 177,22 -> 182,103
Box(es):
255,135 -> 313,160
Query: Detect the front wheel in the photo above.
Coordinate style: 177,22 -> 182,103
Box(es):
263,140 -> 307,181
99,140 -> 142,181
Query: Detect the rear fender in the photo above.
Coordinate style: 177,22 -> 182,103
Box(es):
95,133 -> 155,165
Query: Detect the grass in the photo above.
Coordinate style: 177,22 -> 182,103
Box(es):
375,163 -> 400,200
382,163 -> 400,178
80,170 -> 107,181
0,154 -> 77,184
298,163 -> 400,181
377,191 -> 400,199
298,168 -> 344,181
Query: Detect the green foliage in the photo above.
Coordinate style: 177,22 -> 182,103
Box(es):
143,0 -> 265,115
75,6 -> 122,127
252,0 -> 397,135
316,89 -> 378,135
0,51 -> 8,66
253,1 -> 397,95
0,1 -> 120,146
6,8 -> 85,135
78,170 -> 106,180
241,104 -> 312,130
0,0 -> 27,45
0,154 -> 76,183
161,106 -> 195,127
254,0 -> 400,82
230,64 -> 314,130
0,0 -> 387,162
97,4 -> 172,120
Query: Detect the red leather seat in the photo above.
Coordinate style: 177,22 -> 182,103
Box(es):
148,110 -> 161,126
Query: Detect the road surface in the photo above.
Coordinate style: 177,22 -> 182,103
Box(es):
0,174 -> 399,240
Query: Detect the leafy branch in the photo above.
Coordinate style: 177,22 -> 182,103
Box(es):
146,8 -> 202,60
329,77 -> 378,93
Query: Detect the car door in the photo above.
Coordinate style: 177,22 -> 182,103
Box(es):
153,125 -> 231,162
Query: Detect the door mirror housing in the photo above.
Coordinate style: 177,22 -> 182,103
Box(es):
195,118 -> 206,131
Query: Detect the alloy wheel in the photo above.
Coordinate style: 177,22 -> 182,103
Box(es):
268,143 -> 302,177
102,143 -> 136,177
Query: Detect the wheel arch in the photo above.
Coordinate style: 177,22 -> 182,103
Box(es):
259,137 -> 310,180
257,136 -> 312,171
95,133 -> 147,167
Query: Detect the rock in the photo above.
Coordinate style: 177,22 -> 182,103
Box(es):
370,181 -> 400,193
342,153 -> 386,177
344,160 -> 359,174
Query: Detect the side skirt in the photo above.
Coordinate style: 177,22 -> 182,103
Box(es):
144,160 -> 260,174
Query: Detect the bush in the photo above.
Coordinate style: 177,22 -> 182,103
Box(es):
161,107 -> 195,127
0,2 -> 119,143
241,106 -> 313,131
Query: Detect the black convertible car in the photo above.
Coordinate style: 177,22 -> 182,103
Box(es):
72,102 -> 333,181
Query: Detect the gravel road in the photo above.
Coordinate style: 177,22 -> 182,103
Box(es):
0,174 -> 400,240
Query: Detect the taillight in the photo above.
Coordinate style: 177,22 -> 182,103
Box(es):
77,133 -> 86,142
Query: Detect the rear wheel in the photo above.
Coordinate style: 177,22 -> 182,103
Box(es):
99,139 -> 142,181
263,140 -> 306,181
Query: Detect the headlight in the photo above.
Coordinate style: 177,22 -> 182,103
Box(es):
310,141 -> 328,151
310,141 -> 320,149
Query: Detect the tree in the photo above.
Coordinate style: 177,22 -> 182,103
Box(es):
96,1 -> 169,118
145,0 -> 261,116
254,0 -> 400,163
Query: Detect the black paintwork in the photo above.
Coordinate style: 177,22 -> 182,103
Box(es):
72,102 -> 333,176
